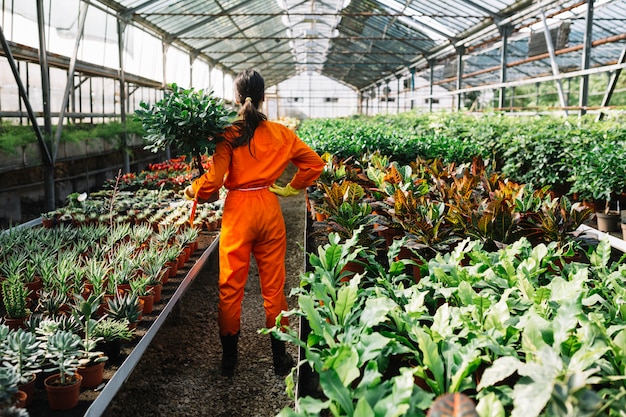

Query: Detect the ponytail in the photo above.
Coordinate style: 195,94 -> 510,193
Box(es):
230,70 -> 267,149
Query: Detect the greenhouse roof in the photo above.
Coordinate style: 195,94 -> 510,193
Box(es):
90,0 -> 626,92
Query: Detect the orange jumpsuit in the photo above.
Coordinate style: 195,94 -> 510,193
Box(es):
192,121 -> 324,336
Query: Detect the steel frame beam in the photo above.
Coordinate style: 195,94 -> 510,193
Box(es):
596,42 -> 626,121
578,0 -> 594,116
0,26 -> 51,165
540,10 -> 568,116
52,1 -> 89,161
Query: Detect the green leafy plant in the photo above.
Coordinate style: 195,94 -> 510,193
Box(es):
518,195 -> 594,247
0,367 -> 20,408
135,83 -> 236,174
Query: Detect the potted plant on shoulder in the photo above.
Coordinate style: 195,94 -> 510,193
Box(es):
42,330 -> 83,410
135,83 -> 236,201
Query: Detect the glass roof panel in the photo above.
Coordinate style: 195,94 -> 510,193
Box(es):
70,0 -> 626,92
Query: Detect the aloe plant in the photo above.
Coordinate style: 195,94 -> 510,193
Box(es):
106,292 -> 142,325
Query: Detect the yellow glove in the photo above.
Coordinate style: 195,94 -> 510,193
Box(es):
183,185 -> 196,200
269,183 -> 300,197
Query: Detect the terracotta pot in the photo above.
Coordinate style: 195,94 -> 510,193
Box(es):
182,245 -> 193,262
148,283 -> 162,303
314,211 -> 328,222
177,251 -> 186,269
4,315 -> 27,331
378,227 -> 404,247
13,390 -> 27,408
44,373 -> 82,410
339,259 -> 366,282
139,293 -> 154,315
18,373 -> 37,407
116,283 -> 132,294
165,261 -> 178,280
24,276 -> 43,299
77,360 -> 105,389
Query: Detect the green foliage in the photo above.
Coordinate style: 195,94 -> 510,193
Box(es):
0,367 -> 19,407
92,317 -> 134,342
2,328 -> 44,384
135,83 -> 237,161
298,112 -> 626,201
0,120 -> 143,155
270,226 -> 626,416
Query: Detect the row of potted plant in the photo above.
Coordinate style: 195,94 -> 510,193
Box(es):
0,219 -> 204,412
308,153 -> 595,262
261,147 -> 626,416
269,228 -> 626,416
0,294 -> 134,412
42,185 -> 223,232
102,155 -> 213,192
298,112 -> 626,212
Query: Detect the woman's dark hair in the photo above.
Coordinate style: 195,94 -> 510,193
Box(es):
230,69 -> 267,149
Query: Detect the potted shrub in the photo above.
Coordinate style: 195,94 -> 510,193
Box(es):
42,330 -> 83,410
517,195 -> 594,248
140,257 -> 164,303
0,367 -> 24,409
134,83 -> 236,193
129,275 -> 154,315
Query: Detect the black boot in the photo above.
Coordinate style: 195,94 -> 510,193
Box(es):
220,332 -> 239,377
270,336 -> 294,376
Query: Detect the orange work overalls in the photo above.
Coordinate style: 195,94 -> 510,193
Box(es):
192,121 -> 324,336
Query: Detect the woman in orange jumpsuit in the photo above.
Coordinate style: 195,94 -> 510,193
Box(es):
184,69 -> 324,377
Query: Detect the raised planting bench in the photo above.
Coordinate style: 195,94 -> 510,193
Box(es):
1,219 -> 220,417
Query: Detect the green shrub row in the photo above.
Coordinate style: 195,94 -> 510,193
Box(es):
298,112 -> 626,203
0,120 -> 145,155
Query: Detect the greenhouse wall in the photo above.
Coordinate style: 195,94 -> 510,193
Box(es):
267,73 -> 359,119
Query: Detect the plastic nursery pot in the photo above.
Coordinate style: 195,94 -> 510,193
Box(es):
595,210 -> 621,232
